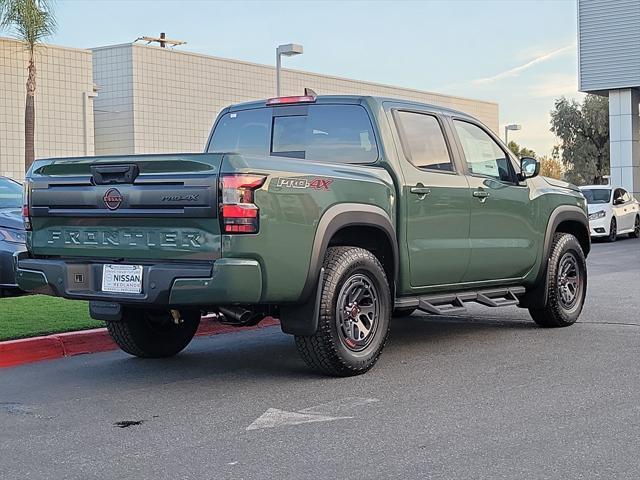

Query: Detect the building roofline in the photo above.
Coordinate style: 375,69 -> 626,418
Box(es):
90,42 -> 498,108
0,36 -> 92,54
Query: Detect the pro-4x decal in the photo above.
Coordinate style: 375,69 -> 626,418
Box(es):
275,177 -> 333,191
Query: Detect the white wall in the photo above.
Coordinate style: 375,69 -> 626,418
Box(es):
609,89 -> 640,198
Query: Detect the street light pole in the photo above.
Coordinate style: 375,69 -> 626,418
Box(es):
504,123 -> 522,144
275,43 -> 303,96
276,50 -> 282,97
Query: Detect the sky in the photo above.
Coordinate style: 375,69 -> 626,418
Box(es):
49,0 -> 584,157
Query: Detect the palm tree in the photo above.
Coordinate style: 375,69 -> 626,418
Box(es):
0,0 -> 56,173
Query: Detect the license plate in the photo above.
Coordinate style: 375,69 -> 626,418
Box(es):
102,264 -> 143,294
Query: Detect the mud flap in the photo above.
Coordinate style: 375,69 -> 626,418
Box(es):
279,268 -> 325,336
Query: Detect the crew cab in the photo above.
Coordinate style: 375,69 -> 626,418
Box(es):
17,94 -> 590,376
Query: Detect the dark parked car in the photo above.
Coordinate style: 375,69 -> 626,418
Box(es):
0,176 -> 26,297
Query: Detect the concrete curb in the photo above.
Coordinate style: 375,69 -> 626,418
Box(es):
0,316 -> 279,369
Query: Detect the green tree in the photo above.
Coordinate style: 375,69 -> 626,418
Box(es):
507,141 -> 536,159
550,94 -> 609,185
0,0 -> 56,173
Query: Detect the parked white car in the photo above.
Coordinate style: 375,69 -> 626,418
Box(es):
580,186 -> 640,241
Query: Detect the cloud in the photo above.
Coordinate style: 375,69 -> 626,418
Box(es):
472,44 -> 576,85
528,73 -> 583,99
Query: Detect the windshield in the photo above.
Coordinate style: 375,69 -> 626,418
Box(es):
0,178 -> 22,209
581,188 -> 611,205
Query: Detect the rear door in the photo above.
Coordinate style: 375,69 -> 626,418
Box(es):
450,118 -> 538,282
28,153 -> 223,262
391,107 -> 471,287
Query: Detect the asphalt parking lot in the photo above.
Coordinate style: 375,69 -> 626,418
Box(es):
1,237 -> 639,480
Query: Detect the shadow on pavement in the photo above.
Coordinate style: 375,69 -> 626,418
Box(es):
15,312 -> 538,390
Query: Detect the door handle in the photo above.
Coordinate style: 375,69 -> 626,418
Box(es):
410,186 -> 431,199
472,190 -> 490,202
410,187 -> 431,195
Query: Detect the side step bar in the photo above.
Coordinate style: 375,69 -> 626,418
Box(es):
395,287 -> 526,316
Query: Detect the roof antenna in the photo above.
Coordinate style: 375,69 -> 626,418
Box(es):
304,88 -> 317,97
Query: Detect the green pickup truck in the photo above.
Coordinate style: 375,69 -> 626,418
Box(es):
17,94 -> 590,376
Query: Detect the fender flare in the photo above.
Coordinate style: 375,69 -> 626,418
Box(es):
280,203 -> 398,336
520,205 -> 590,308
299,203 -> 398,302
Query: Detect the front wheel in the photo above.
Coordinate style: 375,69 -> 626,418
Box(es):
107,308 -> 200,358
528,233 -> 587,327
630,215 -> 640,238
607,217 -> 617,242
294,246 -> 391,377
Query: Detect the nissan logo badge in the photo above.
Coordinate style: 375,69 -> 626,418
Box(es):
103,188 -> 123,210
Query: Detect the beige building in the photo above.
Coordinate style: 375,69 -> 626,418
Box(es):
1,39 -> 499,179
93,43 -> 499,156
0,37 -> 95,180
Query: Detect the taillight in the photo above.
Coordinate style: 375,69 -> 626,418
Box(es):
22,182 -> 31,231
22,204 -> 31,231
220,174 -> 266,234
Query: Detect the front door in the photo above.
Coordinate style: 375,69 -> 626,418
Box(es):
613,188 -> 633,231
451,119 -> 538,283
392,109 -> 471,288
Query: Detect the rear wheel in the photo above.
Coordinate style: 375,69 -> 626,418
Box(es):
528,233 -> 587,328
107,308 -> 200,358
294,246 -> 391,377
607,217 -> 617,242
630,215 -> 640,238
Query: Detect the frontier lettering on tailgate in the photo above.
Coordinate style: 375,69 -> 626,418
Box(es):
46,229 -> 204,248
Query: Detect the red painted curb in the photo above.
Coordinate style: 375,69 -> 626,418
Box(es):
0,336 -> 64,368
0,316 -> 280,369
57,328 -> 119,357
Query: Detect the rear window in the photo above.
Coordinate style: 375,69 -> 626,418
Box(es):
582,188 -> 611,204
208,104 -> 378,164
0,178 -> 22,209
208,108 -> 271,156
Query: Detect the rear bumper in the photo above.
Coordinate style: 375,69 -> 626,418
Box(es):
16,255 -> 262,306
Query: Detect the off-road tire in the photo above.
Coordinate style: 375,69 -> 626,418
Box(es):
294,246 -> 391,377
528,233 -> 587,328
607,217 -> 617,242
630,215 -> 640,238
107,308 -> 200,358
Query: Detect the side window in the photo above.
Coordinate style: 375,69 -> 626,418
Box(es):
622,190 -> 632,203
395,111 -> 454,172
271,105 -> 378,164
613,188 -> 623,203
453,120 -> 514,182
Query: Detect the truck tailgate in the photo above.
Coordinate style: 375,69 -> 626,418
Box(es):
26,153 -> 223,262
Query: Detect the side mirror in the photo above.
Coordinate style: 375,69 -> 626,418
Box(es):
519,157 -> 540,180
613,197 -> 624,205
